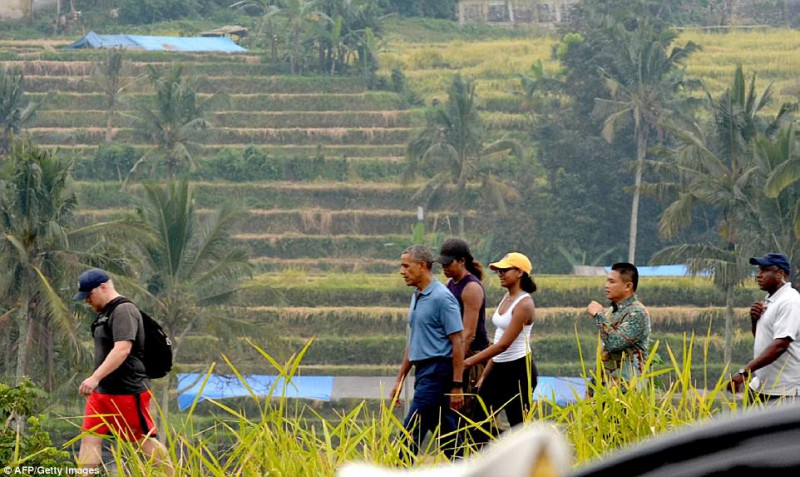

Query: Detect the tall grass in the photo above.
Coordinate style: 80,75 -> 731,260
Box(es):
31,336 -> 779,475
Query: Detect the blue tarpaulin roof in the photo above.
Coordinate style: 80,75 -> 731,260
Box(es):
532,377 -> 585,407
66,31 -> 247,53
177,373 -> 334,411
177,373 -> 585,411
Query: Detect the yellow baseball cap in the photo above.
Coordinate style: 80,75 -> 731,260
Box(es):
489,252 -> 532,274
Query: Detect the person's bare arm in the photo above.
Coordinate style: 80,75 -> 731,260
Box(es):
730,338 -> 792,391
461,282 -> 484,348
465,297 -> 533,368
448,331 -> 465,410
79,341 -> 132,396
390,346 -> 411,405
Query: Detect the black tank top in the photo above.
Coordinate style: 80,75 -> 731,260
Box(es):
447,274 -> 489,353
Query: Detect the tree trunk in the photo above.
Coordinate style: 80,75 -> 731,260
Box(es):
44,314 -> 54,393
15,298 -> 34,384
723,284 -> 734,367
291,25 -> 300,74
268,20 -> 278,63
105,105 -> 114,143
53,0 -> 61,35
14,307 -> 29,384
157,376 -> 170,442
628,125 -> 648,264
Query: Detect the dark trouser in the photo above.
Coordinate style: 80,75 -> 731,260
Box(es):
746,388 -> 797,404
471,354 -> 538,446
400,357 -> 459,460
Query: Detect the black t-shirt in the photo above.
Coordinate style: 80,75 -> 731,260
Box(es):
92,297 -> 149,394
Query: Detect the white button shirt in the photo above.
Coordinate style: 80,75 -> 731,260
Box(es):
750,283 -> 800,396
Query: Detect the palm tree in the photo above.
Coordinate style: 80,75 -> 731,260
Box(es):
651,65 -> 793,366
133,180 -> 253,419
236,0 -> 327,74
0,138 -> 147,389
754,123 -> 800,287
0,67 -> 48,154
595,20 -> 699,263
230,0 -> 282,62
280,0 -> 327,74
126,65 -> 211,184
404,75 -> 521,236
91,48 -> 140,143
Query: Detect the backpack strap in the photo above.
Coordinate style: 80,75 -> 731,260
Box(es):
90,296 -> 131,335
133,391 -> 156,437
91,297 -> 144,358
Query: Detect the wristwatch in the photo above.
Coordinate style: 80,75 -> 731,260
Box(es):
451,381 -> 464,389
737,368 -> 747,377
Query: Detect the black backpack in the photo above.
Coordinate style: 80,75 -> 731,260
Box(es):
101,297 -> 173,379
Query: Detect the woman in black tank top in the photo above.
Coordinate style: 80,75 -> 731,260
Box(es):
436,239 -> 489,353
436,239 -> 489,425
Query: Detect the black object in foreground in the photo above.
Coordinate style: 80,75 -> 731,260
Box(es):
572,403 -> 800,476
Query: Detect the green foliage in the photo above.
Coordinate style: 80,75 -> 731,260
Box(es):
0,380 -> 70,467
239,234 -> 412,258
0,138 -> 81,383
72,147 -> 405,182
382,0 -> 456,20
241,274 -> 761,308
33,91 -> 405,112
0,66 -> 47,153
0,138 -> 145,388
127,64 -> 212,181
24,339 -> 781,474
132,179 -> 256,393
75,180 -> 482,210
74,142 -> 139,182
117,0 -> 206,24
405,74 -> 520,235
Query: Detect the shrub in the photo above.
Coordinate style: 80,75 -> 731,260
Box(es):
384,0 -> 457,20
0,379 -> 71,467
118,0 -> 202,24
73,142 -> 139,181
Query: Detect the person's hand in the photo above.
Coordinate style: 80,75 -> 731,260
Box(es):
389,381 -> 403,408
475,377 -> 484,390
728,371 -> 745,393
587,301 -> 604,317
750,301 -> 765,322
79,375 -> 99,396
463,357 -> 473,369
449,389 -> 464,411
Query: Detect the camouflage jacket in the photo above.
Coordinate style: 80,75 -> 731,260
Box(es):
593,294 -> 651,382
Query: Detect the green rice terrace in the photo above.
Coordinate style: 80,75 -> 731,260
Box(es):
0,29 -> 782,390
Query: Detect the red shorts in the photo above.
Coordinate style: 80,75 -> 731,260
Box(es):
82,390 -> 157,441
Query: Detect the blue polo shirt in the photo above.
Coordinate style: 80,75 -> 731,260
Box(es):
408,279 -> 463,362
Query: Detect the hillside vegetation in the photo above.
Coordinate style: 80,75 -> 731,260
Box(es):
2,23 -> 794,383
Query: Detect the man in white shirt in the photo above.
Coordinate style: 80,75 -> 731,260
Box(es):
730,253 -> 800,401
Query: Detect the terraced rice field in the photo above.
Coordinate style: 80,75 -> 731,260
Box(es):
2,28 -> 784,386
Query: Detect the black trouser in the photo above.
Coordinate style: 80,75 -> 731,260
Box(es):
471,354 -> 537,445
746,388 -> 798,404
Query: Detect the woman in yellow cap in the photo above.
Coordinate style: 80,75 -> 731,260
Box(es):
463,252 -> 537,445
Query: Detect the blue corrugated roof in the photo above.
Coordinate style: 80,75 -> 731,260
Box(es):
66,31 -> 247,53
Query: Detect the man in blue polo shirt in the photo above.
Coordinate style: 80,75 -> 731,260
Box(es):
391,245 -> 465,460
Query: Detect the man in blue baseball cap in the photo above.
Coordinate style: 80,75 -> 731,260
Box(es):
730,253 -> 800,402
73,269 -> 171,473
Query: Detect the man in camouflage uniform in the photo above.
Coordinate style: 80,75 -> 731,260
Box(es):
586,262 -> 651,389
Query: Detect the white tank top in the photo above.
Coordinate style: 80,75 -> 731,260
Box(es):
492,292 -> 533,363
